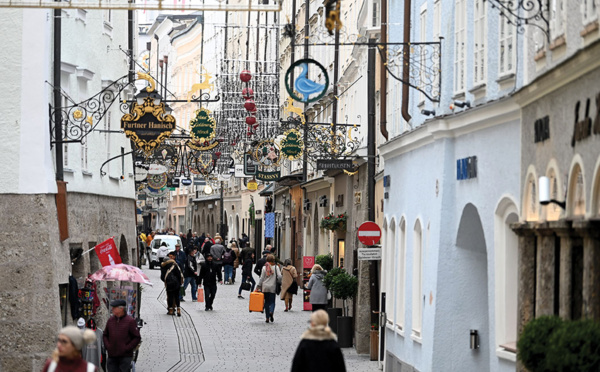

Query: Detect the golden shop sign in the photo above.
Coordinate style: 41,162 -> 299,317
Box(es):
121,96 -> 176,155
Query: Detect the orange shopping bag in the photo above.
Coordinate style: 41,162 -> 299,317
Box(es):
197,287 -> 204,303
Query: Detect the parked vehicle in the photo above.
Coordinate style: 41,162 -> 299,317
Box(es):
148,235 -> 183,269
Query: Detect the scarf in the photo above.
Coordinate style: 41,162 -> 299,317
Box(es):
266,262 -> 274,276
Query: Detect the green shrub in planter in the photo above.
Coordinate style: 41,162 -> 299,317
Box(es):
316,253 -> 334,271
330,271 -> 358,316
547,319 -> 600,372
323,267 -> 345,290
517,315 -> 564,372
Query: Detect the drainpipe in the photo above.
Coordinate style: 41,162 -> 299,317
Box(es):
401,0 -> 411,123
128,9 -> 134,83
379,0 -> 389,140
54,7 -> 63,182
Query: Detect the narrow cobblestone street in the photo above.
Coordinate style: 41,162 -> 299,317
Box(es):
136,264 -> 380,372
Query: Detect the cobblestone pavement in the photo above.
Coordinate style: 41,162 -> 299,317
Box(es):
136,264 -> 381,372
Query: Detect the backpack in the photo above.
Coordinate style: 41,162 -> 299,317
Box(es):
223,250 -> 233,264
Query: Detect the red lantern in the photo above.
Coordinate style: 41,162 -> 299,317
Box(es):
242,87 -> 254,99
240,70 -> 252,83
244,100 -> 256,111
246,116 -> 257,125
252,123 -> 259,130
215,151 -> 222,158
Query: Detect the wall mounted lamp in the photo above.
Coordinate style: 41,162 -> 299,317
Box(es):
421,109 -> 436,116
470,330 -> 479,350
453,100 -> 471,108
539,176 -> 566,209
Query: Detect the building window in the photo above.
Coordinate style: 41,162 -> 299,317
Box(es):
372,0 -> 380,28
550,0 -> 565,39
473,0 -> 486,85
412,219 -> 423,338
582,0 -> 598,25
494,199 -> 519,358
395,218 -> 406,331
454,0 -> 467,93
499,15 -> 516,75
383,220 -> 396,325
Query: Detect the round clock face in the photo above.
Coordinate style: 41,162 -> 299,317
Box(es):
147,172 -> 168,189
204,185 -> 213,194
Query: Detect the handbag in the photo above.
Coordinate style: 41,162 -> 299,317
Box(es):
288,280 -> 299,295
197,287 -> 204,302
275,266 -> 282,295
241,282 -> 251,291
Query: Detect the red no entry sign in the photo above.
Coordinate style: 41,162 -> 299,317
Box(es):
357,221 -> 382,246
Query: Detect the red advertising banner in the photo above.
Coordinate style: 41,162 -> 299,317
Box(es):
95,237 -> 122,267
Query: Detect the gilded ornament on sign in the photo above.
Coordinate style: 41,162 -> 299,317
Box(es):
280,129 -> 304,160
252,140 -> 281,166
121,96 -> 176,156
73,109 -> 83,120
188,108 -> 217,150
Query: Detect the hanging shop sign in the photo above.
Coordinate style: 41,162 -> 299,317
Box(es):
148,164 -> 168,174
188,108 -> 218,151
134,167 -> 148,181
253,140 -> 282,167
145,186 -> 169,197
247,179 -> 258,191
167,177 -> 180,188
121,96 -> 176,155
316,159 -> 354,170
147,172 -> 168,189
285,59 -> 329,103
280,129 -> 304,160
181,178 -> 193,186
256,170 -> 281,181
244,154 -> 258,175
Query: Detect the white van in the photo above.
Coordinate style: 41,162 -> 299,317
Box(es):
148,235 -> 183,269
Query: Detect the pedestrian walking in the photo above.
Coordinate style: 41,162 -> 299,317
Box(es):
291,310 -> 346,372
103,299 -> 142,372
210,235 -> 226,276
306,264 -> 328,312
222,243 -> 236,284
253,251 -> 268,277
161,252 -> 184,316
42,325 -> 98,372
230,241 -> 240,284
280,259 -> 298,311
156,242 -> 170,263
201,237 -> 213,258
174,244 -> 186,272
197,253 -> 223,311
238,252 -> 256,299
238,233 -> 249,248
257,254 -> 282,323
183,247 -> 199,302
77,318 -> 103,370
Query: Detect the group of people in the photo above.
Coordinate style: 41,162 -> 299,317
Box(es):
43,300 -> 142,372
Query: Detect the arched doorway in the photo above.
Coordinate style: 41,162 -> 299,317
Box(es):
451,203 -> 489,370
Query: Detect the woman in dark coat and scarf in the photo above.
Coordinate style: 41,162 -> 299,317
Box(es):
291,309 -> 346,372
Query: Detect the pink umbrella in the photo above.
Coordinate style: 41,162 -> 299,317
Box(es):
89,264 -> 153,286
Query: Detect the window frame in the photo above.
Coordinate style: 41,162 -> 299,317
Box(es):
473,0 -> 487,86
499,14 -> 516,75
454,0 -> 467,94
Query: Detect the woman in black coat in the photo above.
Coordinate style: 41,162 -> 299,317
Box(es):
291,310 -> 346,372
237,252 -> 256,299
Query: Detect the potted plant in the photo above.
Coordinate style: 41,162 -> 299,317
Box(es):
517,316 -> 600,372
320,212 -> 347,232
323,267 -> 344,332
315,253 -> 334,271
330,270 -> 358,347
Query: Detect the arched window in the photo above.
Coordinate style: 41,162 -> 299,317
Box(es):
412,219 -> 423,338
567,161 -> 586,217
494,197 -> 519,360
523,168 -> 539,221
385,218 -> 396,326
395,218 -> 406,332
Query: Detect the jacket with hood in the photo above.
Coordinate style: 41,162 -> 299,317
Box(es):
291,325 -> 346,372
160,259 -> 183,292
307,270 -> 328,305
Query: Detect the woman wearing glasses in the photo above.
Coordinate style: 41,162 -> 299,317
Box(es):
42,326 -> 97,372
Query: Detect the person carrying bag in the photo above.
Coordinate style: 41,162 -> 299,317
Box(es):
280,259 -> 298,311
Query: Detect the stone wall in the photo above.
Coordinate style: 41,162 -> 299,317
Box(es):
0,192 -> 136,372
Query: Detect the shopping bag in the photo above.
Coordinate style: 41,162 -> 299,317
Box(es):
241,282 -> 251,291
197,288 -> 204,303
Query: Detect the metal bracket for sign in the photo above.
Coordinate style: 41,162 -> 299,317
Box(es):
100,150 -> 134,177
484,0 -> 550,41
285,26 -> 442,103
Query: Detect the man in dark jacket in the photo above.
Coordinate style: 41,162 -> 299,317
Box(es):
197,253 -> 222,311
103,299 -> 141,372
161,252 -> 183,316
183,247 -> 199,302
201,237 -> 213,259
239,233 -> 249,248
254,251 -> 268,277
238,252 -> 256,299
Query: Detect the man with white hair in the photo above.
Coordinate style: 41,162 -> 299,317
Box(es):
210,234 -> 226,281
